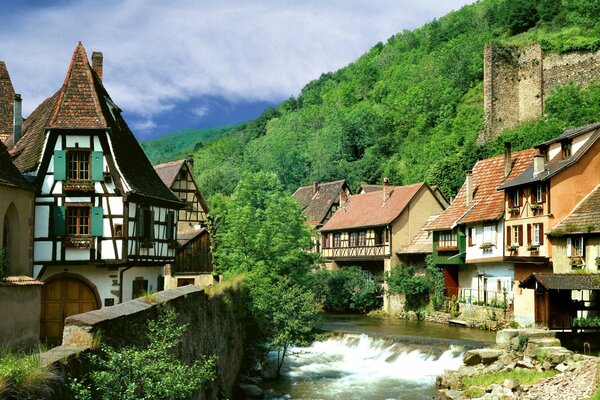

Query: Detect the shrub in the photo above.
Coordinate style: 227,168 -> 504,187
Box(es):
0,352 -> 58,399
313,267 -> 381,313
386,265 -> 430,311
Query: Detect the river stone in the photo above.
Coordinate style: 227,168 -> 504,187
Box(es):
238,383 -> 264,398
457,365 -> 478,377
491,384 -> 514,399
463,348 -> 504,365
503,378 -> 520,391
542,347 -> 573,365
443,389 -> 462,399
496,329 -> 520,349
525,338 -> 562,356
555,363 -> 569,373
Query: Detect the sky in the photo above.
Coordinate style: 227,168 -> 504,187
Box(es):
0,0 -> 474,140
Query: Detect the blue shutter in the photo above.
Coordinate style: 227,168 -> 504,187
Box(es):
91,151 -> 104,182
52,206 -> 66,237
54,150 -> 66,181
91,207 -> 103,237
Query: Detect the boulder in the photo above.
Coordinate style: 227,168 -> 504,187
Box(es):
438,370 -> 462,390
491,384 -> 514,399
516,358 -> 534,369
525,338 -> 562,356
542,347 -> 573,365
555,363 -> 569,373
496,329 -> 520,349
463,348 -> 504,365
503,378 -> 520,391
443,389 -> 462,399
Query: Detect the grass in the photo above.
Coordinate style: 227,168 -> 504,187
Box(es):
462,370 -> 556,388
463,387 -> 485,398
205,274 -> 245,298
0,352 -> 58,399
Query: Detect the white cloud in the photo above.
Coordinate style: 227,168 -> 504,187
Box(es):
130,118 -> 157,131
192,106 -> 209,119
0,0 -> 474,119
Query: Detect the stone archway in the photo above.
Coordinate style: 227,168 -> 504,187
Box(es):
40,273 -> 101,345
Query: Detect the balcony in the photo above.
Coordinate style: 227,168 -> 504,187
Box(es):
321,244 -> 390,260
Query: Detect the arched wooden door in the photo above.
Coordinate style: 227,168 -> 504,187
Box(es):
41,275 -> 100,345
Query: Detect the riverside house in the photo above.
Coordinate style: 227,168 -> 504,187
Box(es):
154,157 -> 213,288
428,144 -> 536,305
499,123 -> 600,328
6,43 -> 183,344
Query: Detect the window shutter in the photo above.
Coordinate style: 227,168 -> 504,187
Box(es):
566,237 -> 572,257
539,224 -> 544,246
541,184 -> 546,204
507,226 -> 512,246
150,211 -> 155,240
579,237 -> 585,256
527,224 -> 531,244
51,205 -> 66,237
91,151 -> 104,182
508,192 -> 514,208
521,189 -> 526,207
468,228 -> 473,247
91,207 -> 103,237
166,212 -> 174,241
137,208 -> 145,239
54,150 -> 66,181
518,225 -> 523,246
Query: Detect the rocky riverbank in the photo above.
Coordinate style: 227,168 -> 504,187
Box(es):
437,329 -> 600,400
384,309 -> 511,331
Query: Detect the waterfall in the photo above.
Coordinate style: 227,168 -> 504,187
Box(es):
264,333 -> 465,400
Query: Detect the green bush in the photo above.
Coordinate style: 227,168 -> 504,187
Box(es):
312,266 -> 381,313
0,352 -> 58,399
386,265 -> 431,311
573,316 -> 600,327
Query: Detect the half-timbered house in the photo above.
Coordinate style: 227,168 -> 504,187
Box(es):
8,43 -> 183,344
154,157 -> 213,288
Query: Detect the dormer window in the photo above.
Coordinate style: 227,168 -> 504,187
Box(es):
67,150 -> 90,180
561,140 -> 572,159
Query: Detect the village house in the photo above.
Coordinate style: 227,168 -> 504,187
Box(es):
428,145 -> 536,305
499,123 -> 600,327
154,157 -> 213,288
5,43 -> 183,344
292,180 -> 351,251
320,181 -> 446,281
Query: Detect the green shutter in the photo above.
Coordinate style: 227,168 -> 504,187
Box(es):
166,212 -> 174,240
52,206 -> 66,237
91,151 -> 104,182
137,208 -> 145,239
150,211 -> 155,240
54,150 -> 66,181
91,207 -> 103,237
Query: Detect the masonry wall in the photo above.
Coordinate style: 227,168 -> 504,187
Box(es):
0,185 -> 34,276
42,284 -> 249,400
480,44 -> 600,143
0,280 -> 43,350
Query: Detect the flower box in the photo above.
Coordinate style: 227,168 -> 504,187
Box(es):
530,203 -> 543,211
527,243 -> 540,251
479,242 -> 494,250
63,179 -> 95,192
507,244 -> 518,252
570,256 -> 585,268
63,235 -> 93,249
507,207 -> 520,214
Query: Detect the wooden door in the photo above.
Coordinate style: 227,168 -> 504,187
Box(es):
534,288 -> 549,327
41,276 -> 99,345
444,266 -> 459,298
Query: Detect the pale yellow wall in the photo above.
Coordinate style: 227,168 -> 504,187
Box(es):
551,236 -> 600,273
0,186 -> 34,276
513,285 -> 535,326
390,186 -> 445,265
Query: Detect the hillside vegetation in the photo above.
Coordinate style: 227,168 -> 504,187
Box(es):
141,124 -> 239,165
191,0 -> 600,200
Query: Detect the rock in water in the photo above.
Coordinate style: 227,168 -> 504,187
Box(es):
463,348 -> 504,365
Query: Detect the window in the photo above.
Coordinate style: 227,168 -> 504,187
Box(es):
349,232 -> 358,247
533,224 -> 541,245
483,225 -> 494,244
67,151 -> 90,180
561,140 -> 572,159
322,234 -> 330,249
333,233 -> 341,248
513,225 -> 520,246
567,237 -> 584,257
358,231 -> 366,246
512,190 -> 520,207
114,223 -> 123,237
375,230 -> 385,246
439,231 -> 457,249
469,227 -> 476,247
132,278 -> 149,298
67,206 -> 90,236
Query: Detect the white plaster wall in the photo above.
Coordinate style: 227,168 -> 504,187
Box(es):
34,242 -> 52,262
34,206 -> 50,238
65,135 -> 90,148
459,262 -> 514,302
122,266 -> 164,302
465,221 -> 505,260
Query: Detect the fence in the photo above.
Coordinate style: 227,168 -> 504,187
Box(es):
446,286 -> 513,309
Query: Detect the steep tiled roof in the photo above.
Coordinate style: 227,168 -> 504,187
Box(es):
520,273 -> 600,290
9,42 -> 180,206
321,182 -> 424,232
359,184 -> 385,194
429,149 -> 537,230
292,180 -> 348,226
177,227 -> 208,247
154,160 -> 186,188
499,125 -> 600,190
549,185 -> 600,235
0,140 -> 32,190
397,214 -> 438,254
0,61 -> 15,144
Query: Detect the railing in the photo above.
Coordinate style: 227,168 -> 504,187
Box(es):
321,244 -> 390,259
446,287 -> 513,308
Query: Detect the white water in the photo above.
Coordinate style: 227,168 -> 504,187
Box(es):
264,333 -> 465,400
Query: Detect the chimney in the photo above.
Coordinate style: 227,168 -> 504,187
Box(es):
383,177 -> 390,203
313,182 -> 319,194
186,155 -> 194,171
13,94 -> 22,144
465,170 -> 473,206
504,142 -> 512,178
533,154 -> 545,176
92,51 -> 103,82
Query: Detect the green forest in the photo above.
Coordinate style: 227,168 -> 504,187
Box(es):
158,0 -> 600,200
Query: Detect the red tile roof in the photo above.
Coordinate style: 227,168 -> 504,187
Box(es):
0,61 -> 15,144
321,182 -> 425,232
429,149 -> 537,230
9,42 -> 181,206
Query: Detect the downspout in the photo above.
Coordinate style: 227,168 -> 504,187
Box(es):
119,266 -> 132,304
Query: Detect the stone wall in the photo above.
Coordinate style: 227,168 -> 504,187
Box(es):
479,44 -> 600,143
0,277 -> 43,351
41,284 -> 249,400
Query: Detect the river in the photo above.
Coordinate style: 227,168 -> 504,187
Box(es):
259,313 -> 496,400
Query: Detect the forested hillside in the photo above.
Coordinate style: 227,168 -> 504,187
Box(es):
191,0 -> 600,200
141,125 -> 239,165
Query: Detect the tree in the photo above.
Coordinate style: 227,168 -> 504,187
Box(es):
69,307 -> 216,400
211,172 -> 320,375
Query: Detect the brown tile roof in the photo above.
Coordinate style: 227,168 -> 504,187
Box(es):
177,227 -> 208,247
321,182 -> 425,232
429,149 -> 537,230
359,184 -> 385,193
9,42 -> 181,206
549,185 -> 600,235
0,140 -> 32,190
500,125 -> 600,190
0,61 -> 15,144
154,159 -> 186,188
520,273 -> 600,290
397,214 -> 438,254
292,180 -> 349,226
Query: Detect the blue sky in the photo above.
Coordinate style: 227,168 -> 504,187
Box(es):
0,1 -> 473,140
